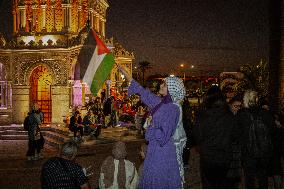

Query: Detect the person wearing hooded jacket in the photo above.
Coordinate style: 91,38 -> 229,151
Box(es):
193,86 -> 236,189
118,65 -> 187,189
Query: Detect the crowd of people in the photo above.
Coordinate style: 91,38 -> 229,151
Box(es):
26,65 -> 284,188
64,86 -> 155,143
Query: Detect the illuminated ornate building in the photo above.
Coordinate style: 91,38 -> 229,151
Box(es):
0,0 -> 134,124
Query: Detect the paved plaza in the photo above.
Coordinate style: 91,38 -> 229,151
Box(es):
0,126 -> 202,189
0,125 -> 279,189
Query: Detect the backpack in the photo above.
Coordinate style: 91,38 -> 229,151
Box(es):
247,113 -> 272,158
23,115 -> 30,131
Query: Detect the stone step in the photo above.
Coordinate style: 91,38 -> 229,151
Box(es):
0,135 -> 28,140
48,126 -> 70,137
42,131 -> 71,143
0,125 -> 24,131
2,130 -> 27,135
44,137 -> 64,150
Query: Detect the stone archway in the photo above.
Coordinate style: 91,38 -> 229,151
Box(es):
29,65 -> 52,123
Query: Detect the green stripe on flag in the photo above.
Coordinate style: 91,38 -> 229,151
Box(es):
90,53 -> 115,95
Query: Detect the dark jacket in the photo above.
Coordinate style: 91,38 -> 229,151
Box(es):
235,107 -> 275,160
193,105 -> 236,166
103,98 -> 112,116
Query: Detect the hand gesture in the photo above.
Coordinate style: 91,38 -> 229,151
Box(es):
83,165 -> 93,177
117,64 -> 133,82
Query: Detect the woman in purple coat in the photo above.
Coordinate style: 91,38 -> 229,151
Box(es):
118,65 -> 186,189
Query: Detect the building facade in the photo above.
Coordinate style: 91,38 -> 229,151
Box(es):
0,0 -> 134,124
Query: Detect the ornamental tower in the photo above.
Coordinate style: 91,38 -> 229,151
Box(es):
0,0 -> 134,124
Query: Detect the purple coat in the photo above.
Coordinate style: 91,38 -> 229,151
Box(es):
128,80 -> 182,189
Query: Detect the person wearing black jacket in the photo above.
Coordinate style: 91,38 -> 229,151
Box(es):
69,111 -> 83,140
193,86 -> 236,189
235,90 -> 275,189
41,141 -> 91,189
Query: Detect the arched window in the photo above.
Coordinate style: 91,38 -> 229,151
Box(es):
0,63 -> 8,108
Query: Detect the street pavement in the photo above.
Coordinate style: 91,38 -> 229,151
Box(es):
0,125 -> 280,189
0,128 -> 202,189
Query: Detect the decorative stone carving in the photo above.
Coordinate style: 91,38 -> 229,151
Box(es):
11,53 -> 68,86
114,42 -> 135,58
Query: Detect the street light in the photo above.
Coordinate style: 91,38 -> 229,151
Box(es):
180,64 -> 185,82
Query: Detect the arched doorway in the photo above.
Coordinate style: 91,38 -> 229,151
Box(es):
30,65 -> 52,123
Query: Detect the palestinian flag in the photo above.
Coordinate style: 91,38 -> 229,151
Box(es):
82,30 -> 116,95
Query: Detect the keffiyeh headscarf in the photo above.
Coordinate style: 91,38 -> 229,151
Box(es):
165,76 -> 186,102
165,76 -> 187,187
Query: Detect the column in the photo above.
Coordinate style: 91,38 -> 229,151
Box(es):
67,4 -> 72,30
95,14 -> 100,33
0,82 -> 3,107
62,4 -> 67,29
13,10 -> 17,33
72,80 -> 83,107
101,19 -> 105,37
78,6 -> 81,31
93,13 -> 97,31
8,81 -> 12,108
51,85 -> 71,123
32,5 -> 37,32
41,5 -> 46,31
16,9 -> 20,31
19,6 -> 26,29
52,5 -> 56,31
89,9 -> 94,28
99,18 -> 103,36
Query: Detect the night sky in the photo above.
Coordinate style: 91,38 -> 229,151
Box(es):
106,0 -> 269,76
0,0 -> 269,77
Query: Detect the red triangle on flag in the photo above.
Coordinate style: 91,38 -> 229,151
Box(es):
92,30 -> 110,55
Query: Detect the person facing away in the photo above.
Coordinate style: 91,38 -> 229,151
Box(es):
41,141 -> 91,189
99,141 -> 138,189
227,94 -> 243,189
26,105 -> 43,161
118,65 -> 186,189
69,110 -> 84,140
270,113 -> 284,189
235,90 -> 275,189
193,85 -> 236,189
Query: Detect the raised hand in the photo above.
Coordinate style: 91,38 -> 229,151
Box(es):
117,64 -> 133,82
83,165 -> 93,177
